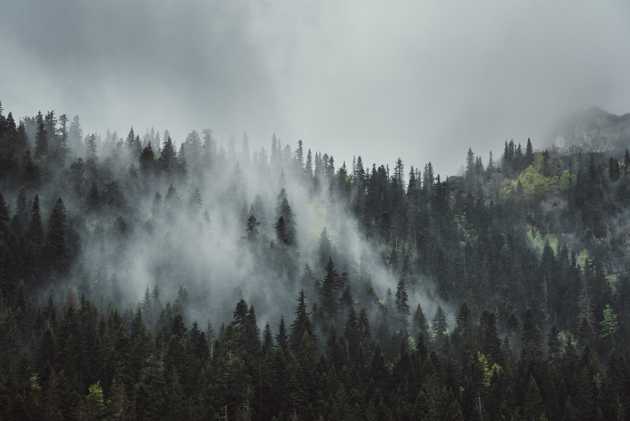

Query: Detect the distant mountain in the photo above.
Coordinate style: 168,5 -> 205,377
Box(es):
551,106 -> 630,153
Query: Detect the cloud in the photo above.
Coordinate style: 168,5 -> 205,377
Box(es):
1,0 -> 630,174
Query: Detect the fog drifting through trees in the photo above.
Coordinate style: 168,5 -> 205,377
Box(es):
2,101 -> 630,419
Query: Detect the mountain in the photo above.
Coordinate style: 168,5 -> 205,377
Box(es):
551,106 -> 630,153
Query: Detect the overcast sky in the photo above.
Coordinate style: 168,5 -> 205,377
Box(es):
1,0 -> 630,174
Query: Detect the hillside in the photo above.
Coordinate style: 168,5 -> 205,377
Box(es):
551,106 -> 630,153
1,103 -> 630,420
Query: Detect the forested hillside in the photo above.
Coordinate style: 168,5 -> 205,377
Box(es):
1,102 -> 630,420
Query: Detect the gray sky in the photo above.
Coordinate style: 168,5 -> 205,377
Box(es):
2,0 -> 630,174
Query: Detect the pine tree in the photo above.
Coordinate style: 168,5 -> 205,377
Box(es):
35,112 -> 48,159
609,157 -> 621,181
27,195 -> 44,252
525,138 -> 534,165
79,382 -> 107,420
454,302 -> 471,335
139,143 -> 155,173
125,128 -> 140,156
305,149 -> 313,178
262,323 -> 274,354
600,304 -> 618,340
159,136 -> 177,173
246,206 -> 260,241
85,134 -> 97,160
23,149 -> 40,185
345,306 -> 361,355
57,114 -> 68,164
317,228 -> 332,267
412,303 -> 430,342
68,115 -> 82,150
246,304 -> 261,354
232,299 -> 249,347
395,278 -> 409,331
276,316 -> 289,353
432,306 -> 448,343
43,369 -> 64,421
275,188 -> 296,245
415,373 -> 464,421
547,326 -> 561,361
45,198 -> 67,271
320,257 -> 338,320
520,375 -> 548,421
134,355 -> 167,420
0,193 -> 9,234
521,309 -> 543,362
290,291 -> 313,352
479,311 -> 502,364
359,308 -> 371,341
295,140 -> 304,169
87,182 -> 100,211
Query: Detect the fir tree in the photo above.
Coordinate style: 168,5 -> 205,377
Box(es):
35,112 -> 48,158
413,303 -> 430,342
395,278 -> 410,331
290,290 -> 313,351
432,306 -> 448,343
45,198 -> 67,271
276,316 -> 289,353
320,257 -> 338,320
27,195 -> 44,250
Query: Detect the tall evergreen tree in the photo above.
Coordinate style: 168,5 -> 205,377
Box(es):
432,306 -> 448,344
159,136 -> 177,173
395,278 -> 410,331
27,195 -> 44,252
35,112 -> 48,159
45,198 -> 67,271
320,257 -> 338,320
413,303 -> 430,342
290,290 -> 313,351
275,188 -> 296,245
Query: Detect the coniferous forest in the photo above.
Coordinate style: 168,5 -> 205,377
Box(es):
1,102 -> 630,421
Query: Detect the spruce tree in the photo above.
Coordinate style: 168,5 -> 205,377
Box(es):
395,278 -> 410,331
159,136 -> 177,173
432,306 -> 448,343
139,143 -> 155,173
0,193 -> 9,234
27,195 -> 44,251
275,188 -> 296,245
45,198 -> 67,271
262,323 -> 274,354
290,290 -> 313,352
276,316 -> 289,353
413,303 -> 430,342
246,206 -> 260,241
525,138 -> 534,165
35,112 -> 48,158
600,304 -> 618,340
320,257 -> 338,320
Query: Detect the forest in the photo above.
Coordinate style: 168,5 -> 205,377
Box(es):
1,102 -> 630,420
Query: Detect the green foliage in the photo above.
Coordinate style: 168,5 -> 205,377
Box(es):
600,304 -> 618,339
527,226 -> 559,255
476,352 -> 502,388
502,163 -> 574,199
79,382 -> 107,420
577,248 -> 590,271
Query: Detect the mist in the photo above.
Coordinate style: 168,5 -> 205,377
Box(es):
4,4 -> 630,419
2,0 -> 630,174
54,131 -> 446,333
